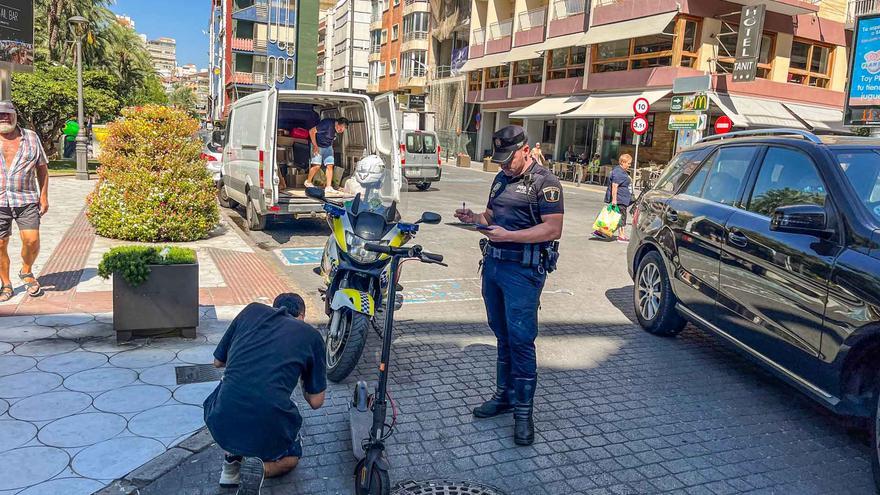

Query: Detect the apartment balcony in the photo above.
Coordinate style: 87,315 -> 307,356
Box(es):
549,0 -> 585,37
403,0 -> 429,16
482,86 -> 509,102
847,0 -> 880,27
401,31 -> 429,52
371,11 -> 383,29
367,82 -> 381,93
399,68 -> 428,88
228,71 -> 267,85
231,37 -> 254,52
470,28 -> 486,58
515,7 -> 547,47
486,19 -> 513,55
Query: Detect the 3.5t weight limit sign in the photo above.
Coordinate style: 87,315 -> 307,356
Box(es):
633,97 -> 650,116
630,116 -> 649,135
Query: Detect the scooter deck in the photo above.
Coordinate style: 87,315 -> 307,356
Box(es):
350,381 -> 372,460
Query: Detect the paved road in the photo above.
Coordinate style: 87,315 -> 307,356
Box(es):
144,165 -> 876,494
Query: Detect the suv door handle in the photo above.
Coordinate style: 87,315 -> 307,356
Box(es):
666,209 -> 678,222
728,231 -> 748,248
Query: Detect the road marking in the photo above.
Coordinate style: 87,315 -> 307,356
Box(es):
277,248 -> 324,266
401,278 -> 482,304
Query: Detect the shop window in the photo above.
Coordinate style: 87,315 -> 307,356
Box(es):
468,70 -> 482,91
591,18 -> 697,73
514,58 -> 543,85
485,65 -> 510,89
548,46 -> 586,80
622,113 -> 654,147
788,40 -> 832,88
680,19 -> 700,68
716,26 -> 774,79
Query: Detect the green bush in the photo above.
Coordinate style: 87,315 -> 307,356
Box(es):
98,246 -> 197,286
87,105 -> 219,241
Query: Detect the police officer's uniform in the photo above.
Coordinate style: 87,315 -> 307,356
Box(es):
472,126 -> 563,446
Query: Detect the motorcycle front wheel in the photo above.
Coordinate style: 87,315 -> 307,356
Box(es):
326,308 -> 369,382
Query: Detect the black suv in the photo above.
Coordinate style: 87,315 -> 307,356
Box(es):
627,129 -> 880,489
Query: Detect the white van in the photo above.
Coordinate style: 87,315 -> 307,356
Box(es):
213,89 -> 401,230
399,129 -> 442,191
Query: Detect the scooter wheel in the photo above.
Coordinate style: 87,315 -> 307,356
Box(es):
354,459 -> 390,495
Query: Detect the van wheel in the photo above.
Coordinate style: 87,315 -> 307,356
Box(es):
217,184 -> 237,209
872,377 -> 880,491
416,183 -> 431,191
246,200 -> 266,231
634,251 -> 686,336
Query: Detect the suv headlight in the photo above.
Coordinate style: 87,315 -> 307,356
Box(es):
345,232 -> 382,264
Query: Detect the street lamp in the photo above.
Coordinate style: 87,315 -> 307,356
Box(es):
69,15 -> 89,180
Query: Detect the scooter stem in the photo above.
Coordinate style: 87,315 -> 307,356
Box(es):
369,255 -> 401,442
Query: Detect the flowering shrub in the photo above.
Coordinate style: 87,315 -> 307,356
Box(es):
87,105 -> 219,241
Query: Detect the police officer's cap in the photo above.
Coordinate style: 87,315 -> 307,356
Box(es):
491,125 -> 529,165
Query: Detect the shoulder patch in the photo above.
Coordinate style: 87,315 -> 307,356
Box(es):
542,186 -> 561,203
490,181 -> 503,198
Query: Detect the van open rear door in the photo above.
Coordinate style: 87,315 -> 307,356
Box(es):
374,92 -> 402,199
265,87 -> 279,206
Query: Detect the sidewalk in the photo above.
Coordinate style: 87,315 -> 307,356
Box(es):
0,178 -> 299,494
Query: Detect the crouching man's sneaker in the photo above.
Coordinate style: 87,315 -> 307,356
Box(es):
237,457 -> 265,495
219,455 -> 241,487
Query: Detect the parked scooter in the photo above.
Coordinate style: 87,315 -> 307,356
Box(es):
307,155 -> 440,382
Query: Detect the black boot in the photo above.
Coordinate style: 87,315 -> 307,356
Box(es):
513,377 -> 536,446
473,360 -> 513,418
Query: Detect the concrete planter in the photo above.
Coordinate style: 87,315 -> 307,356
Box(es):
113,263 -> 199,342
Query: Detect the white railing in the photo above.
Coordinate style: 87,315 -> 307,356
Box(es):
404,0 -> 428,5
471,28 -> 486,45
371,11 -> 383,23
488,18 -> 513,40
847,0 -> 880,25
518,7 -> 546,31
553,0 -> 585,20
403,31 -> 429,41
370,44 -> 382,54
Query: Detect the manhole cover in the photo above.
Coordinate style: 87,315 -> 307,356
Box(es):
392,480 -> 507,495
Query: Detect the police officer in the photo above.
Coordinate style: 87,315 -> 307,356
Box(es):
455,126 -> 564,445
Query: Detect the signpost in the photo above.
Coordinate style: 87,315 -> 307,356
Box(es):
631,101 -> 649,190
845,13 -> 880,126
670,93 -> 709,112
714,116 -> 733,134
732,4 -> 766,82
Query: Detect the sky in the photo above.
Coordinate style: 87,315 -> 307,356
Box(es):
110,0 -> 211,69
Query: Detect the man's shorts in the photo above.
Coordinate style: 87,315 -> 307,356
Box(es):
0,203 -> 40,238
268,433 -> 303,461
310,146 -> 335,167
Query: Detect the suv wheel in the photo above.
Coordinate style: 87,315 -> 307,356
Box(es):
634,251 -> 686,336
873,379 -> 880,491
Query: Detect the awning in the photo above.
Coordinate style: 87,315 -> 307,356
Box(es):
501,44 -> 542,65
510,95 -> 588,119
709,93 -> 806,129
535,32 -> 585,53
459,57 -> 501,72
562,90 -> 670,119
580,10 -> 677,45
782,103 -> 847,132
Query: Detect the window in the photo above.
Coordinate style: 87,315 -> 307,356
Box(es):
390,59 -> 397,74
232,103 -> 262,148
716,31 -> 774,79
392,24 -> 399,41
623,113 -> 654,147
684,146 -> 757,205
788,40 -> 832,88
485,65 -> 509,88
379,61 -> 386,78
401,50 -> 427,78
514,58 -> 542,85
680,18 -> 700,68
654,148 -> 712,193
746,147 -> 826,217
548,46 -> 586,80
381,29 -> 388,44
835,150 -> 880,222
403,12 -> 429,40
592,19 -> 699,73
468,70 -> 482,91
370,30 -> 382,52
405,133 -> 436,153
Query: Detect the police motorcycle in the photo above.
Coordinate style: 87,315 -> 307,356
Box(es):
306,155 -> 441,383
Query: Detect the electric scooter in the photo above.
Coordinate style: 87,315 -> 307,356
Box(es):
350,242 -> 445,495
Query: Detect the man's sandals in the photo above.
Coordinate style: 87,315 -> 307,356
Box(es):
0,285 -> 11,302
18,271 -> 43,297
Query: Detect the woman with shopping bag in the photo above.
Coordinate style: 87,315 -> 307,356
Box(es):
593,153 -> 632,242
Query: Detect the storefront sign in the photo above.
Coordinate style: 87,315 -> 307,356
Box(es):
845,13 -> 880,125
409,94 -> 426,110
0,0 -> 33,68
670,93 -> 708,113
668,113 -> 707,131
732,4 -> 765,82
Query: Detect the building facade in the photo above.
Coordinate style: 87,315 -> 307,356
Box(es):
146,37 -> 177,77
317,9 -> 334,91
208,0 -> 324,121
330,0 -> 372,92
460,0 -> 855,165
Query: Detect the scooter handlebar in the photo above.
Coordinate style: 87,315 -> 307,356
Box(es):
421,252 -> 444,263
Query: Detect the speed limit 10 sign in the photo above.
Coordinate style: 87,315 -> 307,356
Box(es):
633,97 -> 650,116
630,116 -> 649,135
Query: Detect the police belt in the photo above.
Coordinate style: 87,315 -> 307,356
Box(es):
483,244 -> 527,262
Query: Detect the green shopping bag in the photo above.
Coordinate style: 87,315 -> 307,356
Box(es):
592,205 -> 621,238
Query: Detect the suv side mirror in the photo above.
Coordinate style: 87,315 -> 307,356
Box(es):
211,129 -> 226,146
770,204 -> 831,238
305,187 -> 325,201
417,211 -> 441,224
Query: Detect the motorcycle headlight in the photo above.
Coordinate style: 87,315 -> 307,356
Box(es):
345,232 -> 382,264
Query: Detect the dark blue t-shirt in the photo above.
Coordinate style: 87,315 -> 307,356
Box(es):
605,166 -> 632,206
314,118 -> 338,148
203,303 -> 326,460
486,162 -> 564,250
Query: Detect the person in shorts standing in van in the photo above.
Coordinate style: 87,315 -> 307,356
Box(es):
305,117 -> 349,193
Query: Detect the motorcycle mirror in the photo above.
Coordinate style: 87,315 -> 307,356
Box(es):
417,211 -> 442,224
305,187 -> 325,201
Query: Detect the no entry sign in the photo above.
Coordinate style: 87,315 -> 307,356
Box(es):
631,116 -> 649,135
714,116 -> 733,134
633,97 -> 650,116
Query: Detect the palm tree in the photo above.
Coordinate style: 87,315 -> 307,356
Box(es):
168,84 -> 199,117
35,0 -> 115,65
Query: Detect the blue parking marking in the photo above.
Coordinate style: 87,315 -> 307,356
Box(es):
402,278 -> 482,304
277,248 -> 324,266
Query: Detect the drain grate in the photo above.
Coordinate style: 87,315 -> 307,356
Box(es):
392,480 -> 507,495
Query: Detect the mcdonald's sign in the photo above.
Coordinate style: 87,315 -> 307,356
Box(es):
670,93 -> 709,113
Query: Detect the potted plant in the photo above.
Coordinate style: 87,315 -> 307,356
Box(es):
98,246 -> 199,342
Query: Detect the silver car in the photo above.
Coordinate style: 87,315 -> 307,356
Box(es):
401,130 -> 441,191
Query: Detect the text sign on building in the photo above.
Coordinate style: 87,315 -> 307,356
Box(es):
845,13 -> 880,126
670,93 -> 709,113
0,0 -> 33,68
732,4 -> 765,82
668,113 -> 707,131
409,94 -> 426,110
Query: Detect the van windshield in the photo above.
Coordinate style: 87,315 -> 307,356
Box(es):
405,133 -> 436,154
834,149 -> 880,222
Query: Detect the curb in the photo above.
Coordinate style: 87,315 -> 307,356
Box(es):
95,428 -> 216,494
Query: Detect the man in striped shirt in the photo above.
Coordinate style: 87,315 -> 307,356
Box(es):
0,101 -> 49,302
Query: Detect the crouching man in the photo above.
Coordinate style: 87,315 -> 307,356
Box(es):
203,293 -> 327,495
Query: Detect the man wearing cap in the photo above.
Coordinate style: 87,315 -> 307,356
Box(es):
0,101 -> 48,302
454,125 -> 564,446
